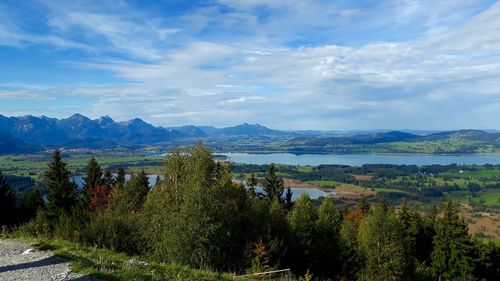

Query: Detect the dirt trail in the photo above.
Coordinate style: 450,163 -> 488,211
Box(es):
0,239 -> 100,281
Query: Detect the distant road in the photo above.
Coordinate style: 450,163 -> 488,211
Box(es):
0,239 -> 100,281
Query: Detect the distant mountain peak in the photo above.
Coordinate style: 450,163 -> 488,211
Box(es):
66,113 -> 91,122
126,118 -> 148,126
98,115 -> 114,125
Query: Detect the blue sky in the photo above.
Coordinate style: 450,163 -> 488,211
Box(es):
1,0 -> 499,130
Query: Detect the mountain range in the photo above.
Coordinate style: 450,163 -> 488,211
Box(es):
0,114 -> 286,153
0,114 -> 498,154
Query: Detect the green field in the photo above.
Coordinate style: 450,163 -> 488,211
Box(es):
0,154 -> 164,178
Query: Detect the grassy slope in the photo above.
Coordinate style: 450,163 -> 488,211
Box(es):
3,236 -> 238,281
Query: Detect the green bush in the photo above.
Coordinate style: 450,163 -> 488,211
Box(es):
53,211 -> 83,241
14,211 -> 51,237
80,212 -> 144,255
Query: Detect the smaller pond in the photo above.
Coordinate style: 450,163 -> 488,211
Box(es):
71,174 -> 160,188
253,186 -> 333,200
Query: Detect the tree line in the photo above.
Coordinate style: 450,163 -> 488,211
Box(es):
1,144 -> 498,280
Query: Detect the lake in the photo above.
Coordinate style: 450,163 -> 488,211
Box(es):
71,174 -> 160,188
221,153 -> 500,166
253,186 -> 333,200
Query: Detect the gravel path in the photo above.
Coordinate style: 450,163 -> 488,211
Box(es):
0,239 -> 101,281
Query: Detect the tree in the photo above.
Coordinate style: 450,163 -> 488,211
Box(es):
246,173 -> 258,196
471,240 -> 500,281
358,201 -> 411,281
154,175 -> 161,187
103,170 -> 115,189
143,143 -> 253,271
87,185 -> 112,214
266,199 -> 290,268
44,149 -> 78,220
431,200 -> 474,280
289,193 -> 317,274
357,194 -> 371,214
0,171 -> 16,226
115,167 -> 126,189
109,170 -> 149,214
82,157 -> 103,207
284,187 -> 293,211
339,209 -> 364,280
18,188 -> 45,223
313,197 -> 342,279
262,164 -> 284,203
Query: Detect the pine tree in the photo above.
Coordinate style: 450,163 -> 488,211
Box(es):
289,193 -> 317,274
313,197 -> 342,278
357,194 -> 371,214
154,175 -> 161,187
284,187 -> 293,211
431,200 -> 474,280
18,188 -> 44,223
115,167 -> 126,189
263,164 -> 284,203
246,173 -> 258,196
339,209 -> 363,281
82,157 -> 103,207
264,198 -> 290,268
0,171 -> 17,226
103,170 -> 115,189
44,149 -> 78,220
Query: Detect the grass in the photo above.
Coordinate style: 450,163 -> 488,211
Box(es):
296,166 -> 313,173
470,190 -> 500,206
441,169 -> 500,179
373,188 -> 410,194
5,236 -> 240,281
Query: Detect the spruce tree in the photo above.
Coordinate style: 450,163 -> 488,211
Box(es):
431,200 -> 474,280
0,171 -> 17,226
18,188 -> 45,223
115,167 -> 126,189
357,194 -> 371,214
284,187 -> 293,211
103,170 -> 114,189
289,193 -> 317,274
262,164 -> 284,203
266,199 -> 290,268
313,197 -> 342,279
44,149 -> 78,220
82,157 -> 103,207
246,173 -> 258,196
339,209 -> 363,281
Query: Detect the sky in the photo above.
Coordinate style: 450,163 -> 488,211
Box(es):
0,0 -> 499,130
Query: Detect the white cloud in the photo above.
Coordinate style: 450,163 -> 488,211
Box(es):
218,96 -> 265,105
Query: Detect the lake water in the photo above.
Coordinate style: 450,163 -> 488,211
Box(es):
71,174 -> 160,188
253,186 -> 333,200
222,153 -> 500,166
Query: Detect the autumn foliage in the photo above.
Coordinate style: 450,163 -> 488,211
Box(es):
87,184 -> 112,214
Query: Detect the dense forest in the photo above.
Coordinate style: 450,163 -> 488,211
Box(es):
1,143 -> 499,280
